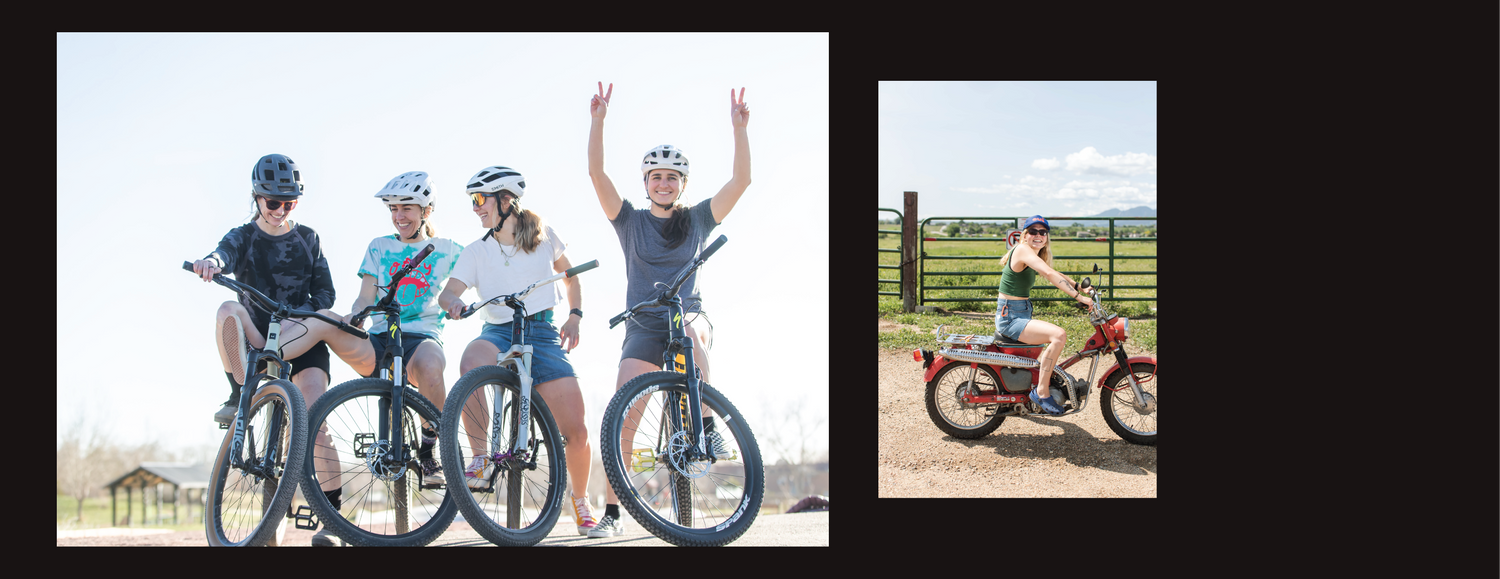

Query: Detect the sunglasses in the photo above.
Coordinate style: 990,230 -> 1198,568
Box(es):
260,197 -> 298,211
1026,228 -> 1048,236
469,191 -> 515,207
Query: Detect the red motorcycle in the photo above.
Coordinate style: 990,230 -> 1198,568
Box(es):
913,265 -> 1156,445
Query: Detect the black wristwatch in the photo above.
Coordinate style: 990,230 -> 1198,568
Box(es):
570,308 -> 583,319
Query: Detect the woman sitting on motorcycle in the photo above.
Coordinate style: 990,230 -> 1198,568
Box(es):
994,215 -> 1094,415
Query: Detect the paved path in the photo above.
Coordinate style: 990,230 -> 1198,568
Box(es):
55,511 -> 828,546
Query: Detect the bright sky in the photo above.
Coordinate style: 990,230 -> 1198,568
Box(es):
878,81 -> 1156,222
56,33 -> 828,465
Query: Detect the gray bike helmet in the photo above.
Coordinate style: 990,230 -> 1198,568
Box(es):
251,153 -> 304,198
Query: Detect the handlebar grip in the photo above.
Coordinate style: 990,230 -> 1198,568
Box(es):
344,326 -> 369,340
608,311 -> 628,329
698,235 -> 728,262
566,259 -> 599,277
412,243 -> 435,266
182,261 -> 195,273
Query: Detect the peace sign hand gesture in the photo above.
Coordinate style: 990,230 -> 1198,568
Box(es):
730,87 -> 750,128
591,81 -> 612,120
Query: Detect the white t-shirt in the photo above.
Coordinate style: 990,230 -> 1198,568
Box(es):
450,225 -> 567,325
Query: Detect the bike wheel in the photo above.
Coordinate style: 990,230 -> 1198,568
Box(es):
205,379 -> 307,547
302,378 -> 456,546
600,371 -> 764,547
925,362 -> 1007,438
1100,362 -> 1157,445
440,365 -> 566,547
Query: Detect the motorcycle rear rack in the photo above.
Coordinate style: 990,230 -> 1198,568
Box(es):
936,347 -> 1041,369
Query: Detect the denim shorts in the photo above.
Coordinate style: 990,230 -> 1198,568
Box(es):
473,319 -> 576,385
994,298 -> 1033,342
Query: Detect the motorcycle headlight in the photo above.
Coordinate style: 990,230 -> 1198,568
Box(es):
1119,317 -> 1129,340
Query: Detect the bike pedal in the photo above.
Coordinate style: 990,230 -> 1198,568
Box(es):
293,505 -> 319,531
631,448 -> 657,473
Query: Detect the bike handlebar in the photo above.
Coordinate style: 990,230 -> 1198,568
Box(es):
451,259 -> 600,320
183,261 -> 369,340
608,235 -> 726,329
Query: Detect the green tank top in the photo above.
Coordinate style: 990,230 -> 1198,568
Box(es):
997,245 -> 1037,298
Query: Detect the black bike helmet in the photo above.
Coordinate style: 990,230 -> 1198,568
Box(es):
251,154 -> 304,198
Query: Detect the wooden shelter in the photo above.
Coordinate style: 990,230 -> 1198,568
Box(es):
103,462 -> 210,526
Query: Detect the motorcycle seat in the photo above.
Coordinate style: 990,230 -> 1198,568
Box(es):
994,333 -> 1046,348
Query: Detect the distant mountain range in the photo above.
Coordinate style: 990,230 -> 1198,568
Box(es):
1070,206 -> 1156,226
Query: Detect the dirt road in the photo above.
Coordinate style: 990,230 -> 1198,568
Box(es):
878,347 -> 1156,498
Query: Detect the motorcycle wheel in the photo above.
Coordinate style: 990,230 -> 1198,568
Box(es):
1100,362 -> 1156,445
924,362 -> 1007,438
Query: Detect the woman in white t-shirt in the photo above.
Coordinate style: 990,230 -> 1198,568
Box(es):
436,166 -> 597,536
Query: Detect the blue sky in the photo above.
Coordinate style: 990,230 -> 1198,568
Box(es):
878,81 -> 1156,223
56,33 -> 828,464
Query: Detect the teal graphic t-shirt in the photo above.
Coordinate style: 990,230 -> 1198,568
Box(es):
357,236 -> 464,339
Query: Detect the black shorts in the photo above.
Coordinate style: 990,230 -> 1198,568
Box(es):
620,311 -> 712,367
284,340 -> 331,380
364,331 -> 440,379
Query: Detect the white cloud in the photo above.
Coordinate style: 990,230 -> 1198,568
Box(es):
1003,175 -> 1011,179
1063,146 -> 1156,177
1019,175 -> 1050,185
1031,157 -> 1060,170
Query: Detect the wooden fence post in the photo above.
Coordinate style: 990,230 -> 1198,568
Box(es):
902,191 -> 918,313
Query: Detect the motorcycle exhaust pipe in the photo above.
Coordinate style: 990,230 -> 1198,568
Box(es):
936,347 -> 1040,369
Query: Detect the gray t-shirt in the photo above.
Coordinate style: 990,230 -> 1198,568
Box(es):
610,197 -> 719,321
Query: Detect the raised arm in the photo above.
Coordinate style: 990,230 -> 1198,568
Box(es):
588,81 -> 624,221
709,87 -> 752,224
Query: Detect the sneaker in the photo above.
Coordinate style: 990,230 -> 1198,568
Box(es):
703,421 -> 736,461
419,458 -> 444,488
310,527 -> 344,547
464,455 -> 493,490
572,496 -> 597,536
1029,388 -> 1066,415
587,512 -> 625,538
213,401 -> 236,425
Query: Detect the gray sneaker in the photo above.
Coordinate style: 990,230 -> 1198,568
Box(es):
587,513 -> 625,538
213,403 -> 236,425
311,527 -> 344,547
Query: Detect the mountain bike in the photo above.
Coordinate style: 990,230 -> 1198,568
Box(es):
295,244 -> 460,546
439,259 -> 599,546
182,260 -> 369,547
599,234 -> 764,547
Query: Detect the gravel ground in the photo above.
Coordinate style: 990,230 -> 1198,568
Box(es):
878,345 -> 1156,498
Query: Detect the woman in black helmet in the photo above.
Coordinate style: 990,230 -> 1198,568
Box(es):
190,153 -> 343,546
584,82 -> 752,538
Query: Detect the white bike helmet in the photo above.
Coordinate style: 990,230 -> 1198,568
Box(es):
465,166 -> 525,199
374,171 -> 436,207
641,145 -> 689,177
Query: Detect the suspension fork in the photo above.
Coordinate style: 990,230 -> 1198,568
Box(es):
1113,348 -> 1150,408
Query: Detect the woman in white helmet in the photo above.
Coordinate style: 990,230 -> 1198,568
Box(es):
435,166 -> 598,537
584,82 -> 752,538
293,171 -> 466,546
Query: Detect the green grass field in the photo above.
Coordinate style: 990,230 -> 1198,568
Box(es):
879,223 -> 1156,354
57,493 -> 206,532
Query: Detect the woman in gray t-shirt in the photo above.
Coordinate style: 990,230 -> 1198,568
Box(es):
582,82 -> 752,537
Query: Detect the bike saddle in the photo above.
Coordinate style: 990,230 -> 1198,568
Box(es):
993,333 -> 1046,347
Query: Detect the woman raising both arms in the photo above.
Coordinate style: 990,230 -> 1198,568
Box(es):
584,82 -> 751,538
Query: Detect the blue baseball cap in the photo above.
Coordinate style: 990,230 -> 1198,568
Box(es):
1021,215 -> 1050,231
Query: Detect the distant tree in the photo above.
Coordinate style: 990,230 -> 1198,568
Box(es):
944,223 -> 961,237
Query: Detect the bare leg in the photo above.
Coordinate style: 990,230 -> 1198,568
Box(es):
534,376 -> 591,503
458,339 -> 501,456
291,367 -> 340,493
1018,319 -> 1067,398
215,301 -> 265,385
407,341 -> 447,419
